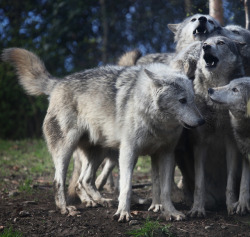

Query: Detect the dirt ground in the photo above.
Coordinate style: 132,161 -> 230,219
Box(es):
1,174 -> 250,237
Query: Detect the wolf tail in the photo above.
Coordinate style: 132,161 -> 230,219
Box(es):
117,49 -> 142,66
2,48 -> 58,96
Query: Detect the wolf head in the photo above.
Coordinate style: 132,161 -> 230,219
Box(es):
224,25 -> 250,76
168,14 -> 221,52
141,64 -> 204,129
208,77 -> 250,118
199,36 -> 244,84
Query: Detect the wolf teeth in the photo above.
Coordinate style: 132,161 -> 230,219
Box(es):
212,61 -> 215,65
204,30 -> 207,34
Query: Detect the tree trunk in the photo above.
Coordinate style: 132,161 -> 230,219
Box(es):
244,0 -> 250,29
209,0 -> 224,26
100,0 -> 108,64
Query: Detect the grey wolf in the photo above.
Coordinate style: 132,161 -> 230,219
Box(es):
2,48 -> 204,222
208,78 -> 250,215
186,36 -> 245,217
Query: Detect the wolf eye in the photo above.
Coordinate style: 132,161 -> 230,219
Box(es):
217,41 -> 225,45
232,88 -> 238,92
179,98 -> 187,104
232,30 -> 240,35
208,20 -> 214,24
191,18 -> 196,22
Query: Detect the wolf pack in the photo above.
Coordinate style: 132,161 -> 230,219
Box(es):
2,13 -> 250,223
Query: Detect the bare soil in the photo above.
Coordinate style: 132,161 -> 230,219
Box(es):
1,175 -> 250,237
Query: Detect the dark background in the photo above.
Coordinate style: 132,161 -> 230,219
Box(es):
0,0 -> 246,138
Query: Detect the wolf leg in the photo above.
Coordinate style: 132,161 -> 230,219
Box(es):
235,158 -> 250,215
114,141 -> 137,222
159,151 -> 185,221
148,155 -> 162,212
188,145 -> 206,217
43,114 -> 81,215
225,140 -> 239,215
76,146 -> 114,207
95,157 -> 117,191
70,148 -> 98,207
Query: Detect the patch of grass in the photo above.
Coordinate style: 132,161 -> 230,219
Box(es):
128,218 -> 176,237
18,178 -> 33,194
0,226 -> 23,237
135,156 -> 151,173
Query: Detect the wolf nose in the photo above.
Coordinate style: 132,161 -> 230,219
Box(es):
199,16 -> 207,23
198,118 -> 205,126
208,88 -> 214,95
202,44 -> 211,51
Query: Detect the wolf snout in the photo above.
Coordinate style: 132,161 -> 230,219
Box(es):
202,44 -> 211,51
199,16 -> 207,23
208,88 -> 214,95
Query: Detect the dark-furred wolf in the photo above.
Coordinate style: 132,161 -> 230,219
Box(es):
2,48 -> 204,222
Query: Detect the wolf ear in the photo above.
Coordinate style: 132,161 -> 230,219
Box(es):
168,24 -> 179,34
144,69 -> 162,87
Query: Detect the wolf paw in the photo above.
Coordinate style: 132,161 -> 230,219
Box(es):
235,201 -> 250,216
227,202 -> 238,215
84,200 -> 98,208
188,206 -> 206,218
163,210 -> 186,221
113,210 -> 132,222
60,206 -> 80,216
98,198 -> 115,207
148,204 -> 162,213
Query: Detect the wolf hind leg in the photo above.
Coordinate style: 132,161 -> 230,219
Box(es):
235,158 -> 250,215
76,146 -> 114,207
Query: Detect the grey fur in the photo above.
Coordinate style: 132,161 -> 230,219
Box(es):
2,48 -> 204,222
208,77 -> 250,215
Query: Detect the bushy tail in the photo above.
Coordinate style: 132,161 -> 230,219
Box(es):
2,48 -> 58,96
117,49 -> 142,66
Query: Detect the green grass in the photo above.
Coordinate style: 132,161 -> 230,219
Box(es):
0,139 -> 74,192
0,227 -> 23,237
128,218 -> 176,237
135,156 -> 151,173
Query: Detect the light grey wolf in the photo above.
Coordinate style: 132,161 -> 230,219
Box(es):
208,78 -> 250,215
2,48 -> 204,222
186,36 -> 245,217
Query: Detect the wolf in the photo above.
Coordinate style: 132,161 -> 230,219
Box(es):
2,48 -> 204,222
208,78 -> 250,215
184,36 -> 245,217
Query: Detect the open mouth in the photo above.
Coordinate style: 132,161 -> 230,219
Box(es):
193,25 -> 208,36
203,53 -> 219,68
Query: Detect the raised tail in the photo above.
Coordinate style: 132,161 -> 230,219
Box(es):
2,48 -> 58,96
117,49 -> 142,66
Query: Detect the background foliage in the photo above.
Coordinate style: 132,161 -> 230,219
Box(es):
0,0 -> 246,138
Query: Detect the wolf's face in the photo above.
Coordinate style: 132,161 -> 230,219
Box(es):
200,36 -> 242,81
168,14 -> 221,44
208,78 -> 250,117
144,69 -> 204,128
